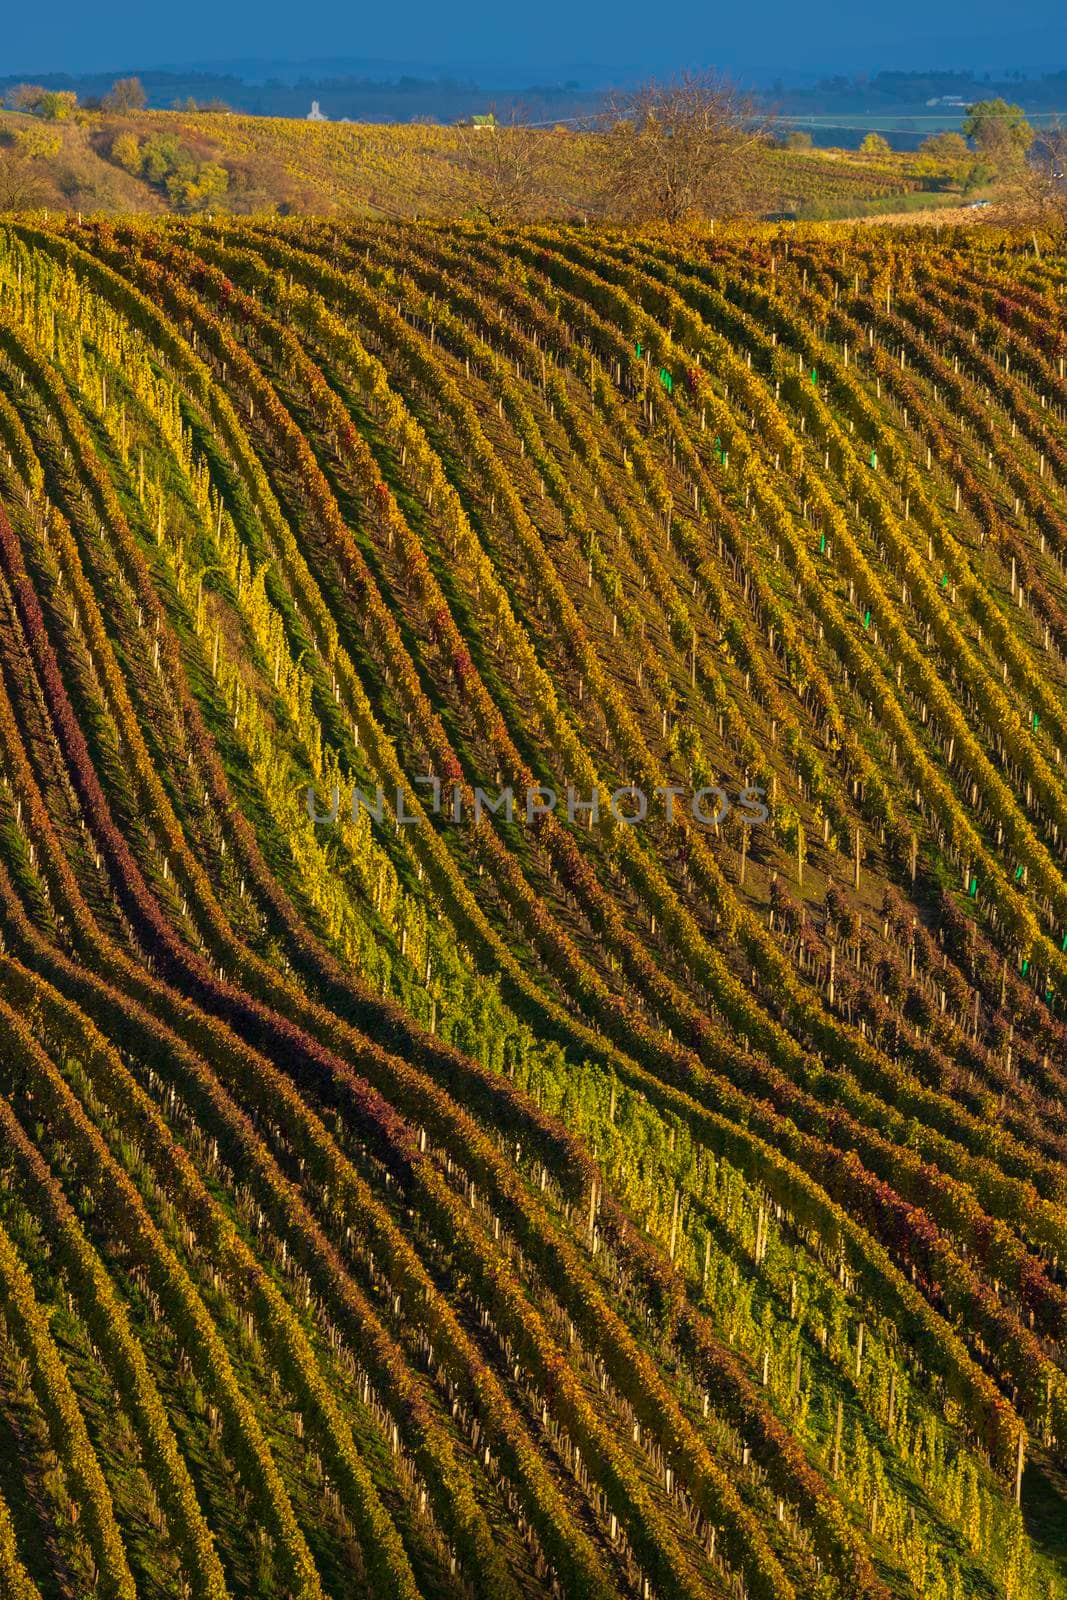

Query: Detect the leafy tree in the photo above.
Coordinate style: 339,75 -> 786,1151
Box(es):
783,130 -> 813,149
962,98 -> 1033,175
105,77 -> 147,114
860,132 -> 891,157
166,160 -> 229,211
110,132 -> 143,175
918,130 -> 970,163
600,72 -> 773,222
140,135 -> 182,182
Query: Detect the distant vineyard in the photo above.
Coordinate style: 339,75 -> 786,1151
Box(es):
0,217 -> 1063,1600
0,108 -> 942,219
167,113 -> 931,217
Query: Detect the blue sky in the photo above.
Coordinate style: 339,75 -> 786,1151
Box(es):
3,0 -> 1064,79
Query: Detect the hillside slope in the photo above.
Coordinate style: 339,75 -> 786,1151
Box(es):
0,219 -> 1063,1600
0,109 -> 948,218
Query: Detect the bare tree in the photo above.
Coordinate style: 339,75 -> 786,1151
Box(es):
0,154 -> 51,212
600,72 -> 773,223
454,109 -> 552,223
5,84 -> 45,112
1009,121 -> 1067,221
104,77 -> 147,115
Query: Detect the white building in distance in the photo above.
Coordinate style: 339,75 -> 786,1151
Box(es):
307,101 -> 327,121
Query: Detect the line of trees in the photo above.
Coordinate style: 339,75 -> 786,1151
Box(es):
4,75 -> 146,118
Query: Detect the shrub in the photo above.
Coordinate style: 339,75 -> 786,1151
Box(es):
110,132 -> 143,174
14,128 -> 62,160
38,90 -> 77,121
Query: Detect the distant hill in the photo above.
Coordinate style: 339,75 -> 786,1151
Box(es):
0,106 -> 964,221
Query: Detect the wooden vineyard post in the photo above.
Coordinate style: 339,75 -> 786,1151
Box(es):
853,826 -> 861,892
740,826 -> 748,886
831,1398 -> 844,1479
1015,1429 -> 1026,1505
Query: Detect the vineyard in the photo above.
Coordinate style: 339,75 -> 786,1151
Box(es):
0,216 -> 1063,1600
0,109 -> 943,220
